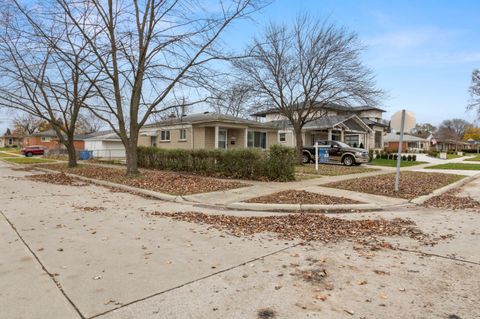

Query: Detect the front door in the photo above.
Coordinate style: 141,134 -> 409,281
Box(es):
218,129 -> 227,149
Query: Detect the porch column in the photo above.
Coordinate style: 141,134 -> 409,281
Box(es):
340,130 -> 345,142
244,128 -> 248,148
327,129 -> 332,140
214,125 -> 219,149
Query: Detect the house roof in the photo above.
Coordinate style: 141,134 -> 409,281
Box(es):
384,133 -> 428,143
251,103 -> 386,117
143,112 -> 275,129
269,115 -> 372,133
27,129 -> 90,141
84,131 -> 122,142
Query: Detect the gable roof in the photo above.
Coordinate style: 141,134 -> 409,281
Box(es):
251,103 -> 386,117
384,133 -> 428,143
270,115 -> 373,133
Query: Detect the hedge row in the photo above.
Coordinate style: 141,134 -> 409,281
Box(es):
375,151 -> 417,161
137,145 -> 296,181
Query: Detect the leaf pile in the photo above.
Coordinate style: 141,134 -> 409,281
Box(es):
151,212 -> 425,243
325,172 -> 463,200
40,164 -> 247,195
295,164 -> 377,177
26,173 -> 88,186
245,190 -> 361,205
423,190 -> 480,212
73,205 -> 106,212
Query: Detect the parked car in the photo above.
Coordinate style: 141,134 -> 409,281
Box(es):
21,145 -> 47,157
302,140 -> 369,166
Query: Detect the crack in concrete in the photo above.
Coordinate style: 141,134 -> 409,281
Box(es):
89,242 -> 303,319
396,247 -> 480,266
0,210 -> 86,319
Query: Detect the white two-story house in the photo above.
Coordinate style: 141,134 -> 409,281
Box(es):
251,103 -> 388,151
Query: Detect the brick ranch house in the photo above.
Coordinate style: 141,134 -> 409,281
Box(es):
251,103 -> 388,150
22,130 -> 86,150
138,112 -> 278,150
383,132 -> 430,152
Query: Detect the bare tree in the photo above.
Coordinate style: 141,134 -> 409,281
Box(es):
468,69 -> 480,120
234,15 -> 383,161
436,119 -> 472,143
55,0 -> 265,175
0,2 -> 98,167
11,113 -> 43,136
209,83 -> 253,118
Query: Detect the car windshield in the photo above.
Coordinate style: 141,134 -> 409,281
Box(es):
334,141 -> 351,148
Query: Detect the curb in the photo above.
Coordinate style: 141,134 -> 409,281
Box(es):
35,167 -> 188,203
410,173 -> 480,205
226,202 -> 382,212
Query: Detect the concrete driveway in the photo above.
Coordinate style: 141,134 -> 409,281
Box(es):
1,161 -> 479,319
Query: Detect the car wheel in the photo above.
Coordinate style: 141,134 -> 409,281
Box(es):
26,152 -> 33,157
343,155 -> 355,166
302,152 -> 311,164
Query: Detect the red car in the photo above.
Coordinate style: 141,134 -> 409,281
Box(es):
21,145 -> 47,157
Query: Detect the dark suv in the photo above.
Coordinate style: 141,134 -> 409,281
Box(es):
302,140 -> 369,166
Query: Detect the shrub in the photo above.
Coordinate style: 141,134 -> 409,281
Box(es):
401,155 -> 407,161
393,154 -> 398,160
367,150 -> 373,162
359,142 -> 364,149
137,145 -> 296,181
407,155 -> 412,161
412,155 -> 417,161
427,149 -> 438,158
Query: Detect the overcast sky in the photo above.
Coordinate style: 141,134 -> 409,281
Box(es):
1,0 -> 479,133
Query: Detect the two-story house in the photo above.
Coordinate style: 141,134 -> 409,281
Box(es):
251,103 -> 388,150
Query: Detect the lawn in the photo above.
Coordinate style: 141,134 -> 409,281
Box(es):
2,157 -> 56,164
369,158 -> 427,167
295,164 -> 377,178
425,163 -> 480,170
464,156 -> 480,162
0,148 -> 21,154
37,164 -> 249,195
324,171 -> 464,200
245,190 -> 362,205
445,153 -> 463,159
0,152 -> 21,158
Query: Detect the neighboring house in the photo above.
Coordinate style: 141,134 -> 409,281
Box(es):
427,134 -> 468,152
383,133 -> 429,152
23,130 -> 86,150
0,129 -> 21,148
251,103 -> 388,150
138,112 -> 278,150
84,131 -> 126,159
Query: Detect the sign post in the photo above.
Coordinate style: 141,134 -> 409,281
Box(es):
315,142 -> 319,171
395,109 -> 406,192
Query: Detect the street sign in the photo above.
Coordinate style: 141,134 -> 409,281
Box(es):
391,110 -> 416,132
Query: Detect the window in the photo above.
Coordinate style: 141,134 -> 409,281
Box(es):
248,131 -> 267,149
344,135 -> 359,147
179,129 -> 187,141
160,130 -> 170,141
218,129 -> 227,149
41,137 -> 51,142
150,136 -> 157,147
279,133 -> 286,142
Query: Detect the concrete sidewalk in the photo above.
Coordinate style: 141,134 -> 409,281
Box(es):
1,162 -> 479,319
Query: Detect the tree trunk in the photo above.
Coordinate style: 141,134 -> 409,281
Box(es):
125,139 -> 139,175
294,127 -> 304,164
65,135 -> 77,168
66,143 -> 77,168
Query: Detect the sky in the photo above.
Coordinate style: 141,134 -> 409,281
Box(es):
1,0 -> 479,133
221,0 -> 480,126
